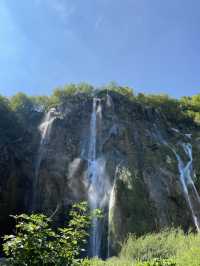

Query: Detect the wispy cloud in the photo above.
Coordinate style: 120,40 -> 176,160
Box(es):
35,0 -> 76,23
51,1 -> 75,22
95,16 -> 104,31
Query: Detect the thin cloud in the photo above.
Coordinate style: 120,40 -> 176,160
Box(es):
35,0 -> 76,22
95,16 -> 104,31
51,1 -> 75,21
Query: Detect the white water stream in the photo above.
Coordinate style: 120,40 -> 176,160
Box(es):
87,98 -> 111,257
153,125 -> 200,231
172,143 -> 200,231
33,108 -> 57,210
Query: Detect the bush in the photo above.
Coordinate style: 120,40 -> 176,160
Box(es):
105,82 -> 134,98
119,229 -> 183,261
135,258 -> 176,266
0,95 -> 23,143
49,83 -> 94,106
88,257 -> 134,266
88,229 -> 200,265
3,202 -> 101,266
88,258 -> 175,266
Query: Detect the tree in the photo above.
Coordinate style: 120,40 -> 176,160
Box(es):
30,96 -> 50,112
49,83 -> 94,107
3,202 -> 101,266
10,93 -> 34,113
106,82 -> 134,98
9,92 -> 48,127
0,95 -> 22,143
0,95 -> 10,111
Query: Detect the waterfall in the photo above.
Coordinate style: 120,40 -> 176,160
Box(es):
153,125 -> 200,231
87,98 -> 111,257
107,161 -> 123,257
32,108 -> 57,210
107,174 -> 117,257
39,110 -> 56,145
106,93 -> 113,108
172,143 -> 200,232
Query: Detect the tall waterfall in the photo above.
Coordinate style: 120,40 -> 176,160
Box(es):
87,98 -> 111,257
173,143 -> 200,231
32,108 -> 57,210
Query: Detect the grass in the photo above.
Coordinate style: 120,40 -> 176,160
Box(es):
88,229 -> 200,266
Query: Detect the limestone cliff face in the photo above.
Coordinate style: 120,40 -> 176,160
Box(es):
0,112 -> 36,239
1,92 -> 200,255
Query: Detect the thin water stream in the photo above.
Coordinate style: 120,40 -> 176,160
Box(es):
172,143 -> 200,231
32,108 -> 57,210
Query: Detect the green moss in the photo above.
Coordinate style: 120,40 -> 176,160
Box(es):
109,167 -> 156,255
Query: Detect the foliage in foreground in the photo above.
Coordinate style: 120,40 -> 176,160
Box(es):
3,219 -> 200,266
3,202 -> 100,266
90,258 -> 175,266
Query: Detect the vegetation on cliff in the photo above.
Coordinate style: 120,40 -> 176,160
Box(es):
0,96 -> 23,144
1,84 -> 200,265
1,83 -> 200,130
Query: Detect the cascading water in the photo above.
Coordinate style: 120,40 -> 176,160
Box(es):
32,108 -> 57,210
172,143 -> 200,231
39,110 -> 56,146
107,182 -> 115,257
106,92 -> 113,108
107,161 -> 122,257
153,125 -> 200,231
87,98 -> 111,257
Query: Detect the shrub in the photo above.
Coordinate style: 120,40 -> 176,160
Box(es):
87,258 -> 175,266
119,229 -> 184,261
3,202 -> 101,266
135,258 -> 176,266
49,83 -> 94,106
88,257 -> 135,266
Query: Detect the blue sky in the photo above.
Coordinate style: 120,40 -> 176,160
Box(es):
0,0 -> 200,97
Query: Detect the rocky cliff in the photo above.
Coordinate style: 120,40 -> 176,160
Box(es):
1,91 -> 200,256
